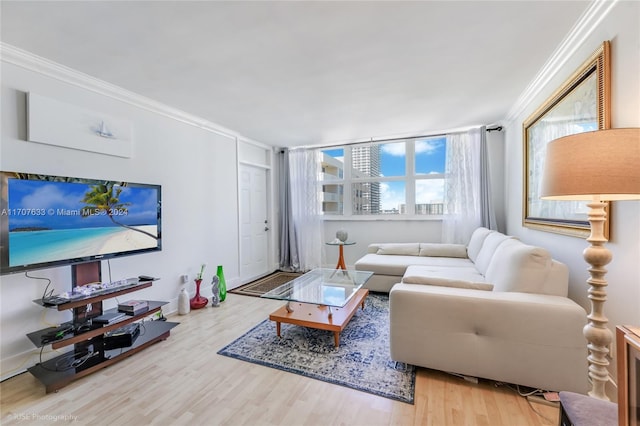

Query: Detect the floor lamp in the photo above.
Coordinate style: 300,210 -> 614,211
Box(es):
540,128 -> 640,400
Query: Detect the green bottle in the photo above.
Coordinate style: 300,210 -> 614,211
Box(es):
217,265 -> 227,302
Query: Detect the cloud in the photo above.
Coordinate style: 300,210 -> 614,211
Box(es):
378,179 -> 444,211
416,179 -> 444,204
415,138 -> 444,155
380,142 -> 405,156
380,138 -> 444,157
379,181 -> 404,210
20,184 -> 80,210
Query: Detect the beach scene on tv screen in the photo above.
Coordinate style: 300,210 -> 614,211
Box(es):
6,179 -> 159,267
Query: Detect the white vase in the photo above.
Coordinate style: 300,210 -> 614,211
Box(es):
178,288 -> 190,315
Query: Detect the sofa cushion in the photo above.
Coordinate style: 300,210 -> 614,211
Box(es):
402,265 -> 493,291
474,232 -> 514,274
419,243 -> 467,258
485,239 -> 552,293
355,253 -> 473,276
466,227 -> 492,262
376,243 -> 420,256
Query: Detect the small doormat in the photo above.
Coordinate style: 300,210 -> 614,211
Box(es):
230,271 -> 303,297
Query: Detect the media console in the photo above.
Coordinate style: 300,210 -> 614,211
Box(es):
27,263 -> 178,393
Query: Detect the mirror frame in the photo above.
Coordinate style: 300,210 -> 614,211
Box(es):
522,41 -> 611,238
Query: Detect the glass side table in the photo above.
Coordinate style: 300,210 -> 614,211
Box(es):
325,241 -> 356,276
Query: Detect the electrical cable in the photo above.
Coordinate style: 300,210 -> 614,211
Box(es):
38,346 -> 99,372
138,320 -> 146,337
515,384 -> 544,397
25,271 -> 54,300
524,396 -> 555,424
106,259 -> 113,285
54,351 -> 99,371
495,382 -> 555,424
39,308 -> 60,328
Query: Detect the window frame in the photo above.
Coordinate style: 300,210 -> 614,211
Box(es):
319,137 -> 445,219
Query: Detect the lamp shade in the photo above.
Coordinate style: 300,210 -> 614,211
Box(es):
540,128 -> 640,201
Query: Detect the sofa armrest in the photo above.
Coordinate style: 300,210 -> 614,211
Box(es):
389,283 -> 588,393
366,244 -> 381,254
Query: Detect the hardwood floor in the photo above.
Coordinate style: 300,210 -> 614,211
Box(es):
1,293 -> 559,425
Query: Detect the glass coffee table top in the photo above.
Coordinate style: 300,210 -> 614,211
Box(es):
260,268 -> 373,308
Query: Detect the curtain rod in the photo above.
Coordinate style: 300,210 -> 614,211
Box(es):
288,124 -> 503,151
287,134 -> 441,151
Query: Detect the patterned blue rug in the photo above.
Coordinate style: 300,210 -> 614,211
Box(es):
217,293 -> 415,404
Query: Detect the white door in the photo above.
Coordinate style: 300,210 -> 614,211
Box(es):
239,164 -> 269,280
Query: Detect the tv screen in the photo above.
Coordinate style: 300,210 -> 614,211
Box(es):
0,171 -> 161,275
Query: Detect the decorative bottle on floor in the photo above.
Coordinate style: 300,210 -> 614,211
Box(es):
178,287 -> 190,314
211,275 -> 220,307
217,265 -> 227,302
190,278 -> 208,309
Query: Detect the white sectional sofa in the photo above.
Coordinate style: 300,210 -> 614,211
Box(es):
354,227 -> 589,393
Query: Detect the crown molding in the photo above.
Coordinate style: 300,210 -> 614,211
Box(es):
505,0 -> 618,123
0,42 -> 260,144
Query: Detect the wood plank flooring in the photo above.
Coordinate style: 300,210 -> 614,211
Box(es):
1,293 -> 559,425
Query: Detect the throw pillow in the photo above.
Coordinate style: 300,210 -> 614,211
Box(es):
466,227 -> 492,262
485,239 -> 552,293
376,243 -> 420,256
473,232 -> 514,274
419,243 -> 468,258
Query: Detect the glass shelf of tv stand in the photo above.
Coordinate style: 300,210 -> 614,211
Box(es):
26,301 -> 168,349
27,320 -> 178,394
33,279 -> 155,311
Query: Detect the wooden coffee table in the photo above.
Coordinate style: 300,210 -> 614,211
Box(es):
261,268 -> 373,347
268,288 -> 369,347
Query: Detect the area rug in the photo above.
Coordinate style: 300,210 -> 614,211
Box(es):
217,293 -> 415,404
230,271 -> 302,297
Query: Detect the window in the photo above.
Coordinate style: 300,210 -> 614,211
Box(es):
321,149 -> 344,215
319,136 -> 445,216
414,137 -> 445,216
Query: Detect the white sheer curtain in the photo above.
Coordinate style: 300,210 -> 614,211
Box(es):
288,148 -> 323,271
442,128 -> 482,244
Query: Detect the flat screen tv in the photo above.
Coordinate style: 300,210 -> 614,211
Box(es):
0,171 -> 161,275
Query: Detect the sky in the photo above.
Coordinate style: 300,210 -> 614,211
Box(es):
323,136 -> 446,211
6,179 -> 159,230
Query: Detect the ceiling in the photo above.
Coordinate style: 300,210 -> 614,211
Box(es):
0,1 -> 591,147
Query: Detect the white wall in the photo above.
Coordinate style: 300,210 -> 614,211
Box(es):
503,1 -> 640,390
0,61 -> 242,379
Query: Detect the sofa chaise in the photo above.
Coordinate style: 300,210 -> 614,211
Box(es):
354,227 -> 588,393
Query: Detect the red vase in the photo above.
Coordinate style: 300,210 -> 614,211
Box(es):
190,279 -> 208,309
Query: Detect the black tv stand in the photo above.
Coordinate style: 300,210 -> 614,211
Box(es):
26,262 -> 178,393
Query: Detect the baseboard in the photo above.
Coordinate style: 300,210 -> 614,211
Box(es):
0,346 -> 69,383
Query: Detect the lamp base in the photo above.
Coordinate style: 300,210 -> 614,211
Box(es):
583,200 -> 612,401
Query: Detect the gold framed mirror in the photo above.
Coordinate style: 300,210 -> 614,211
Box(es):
523,41 -> 611,238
